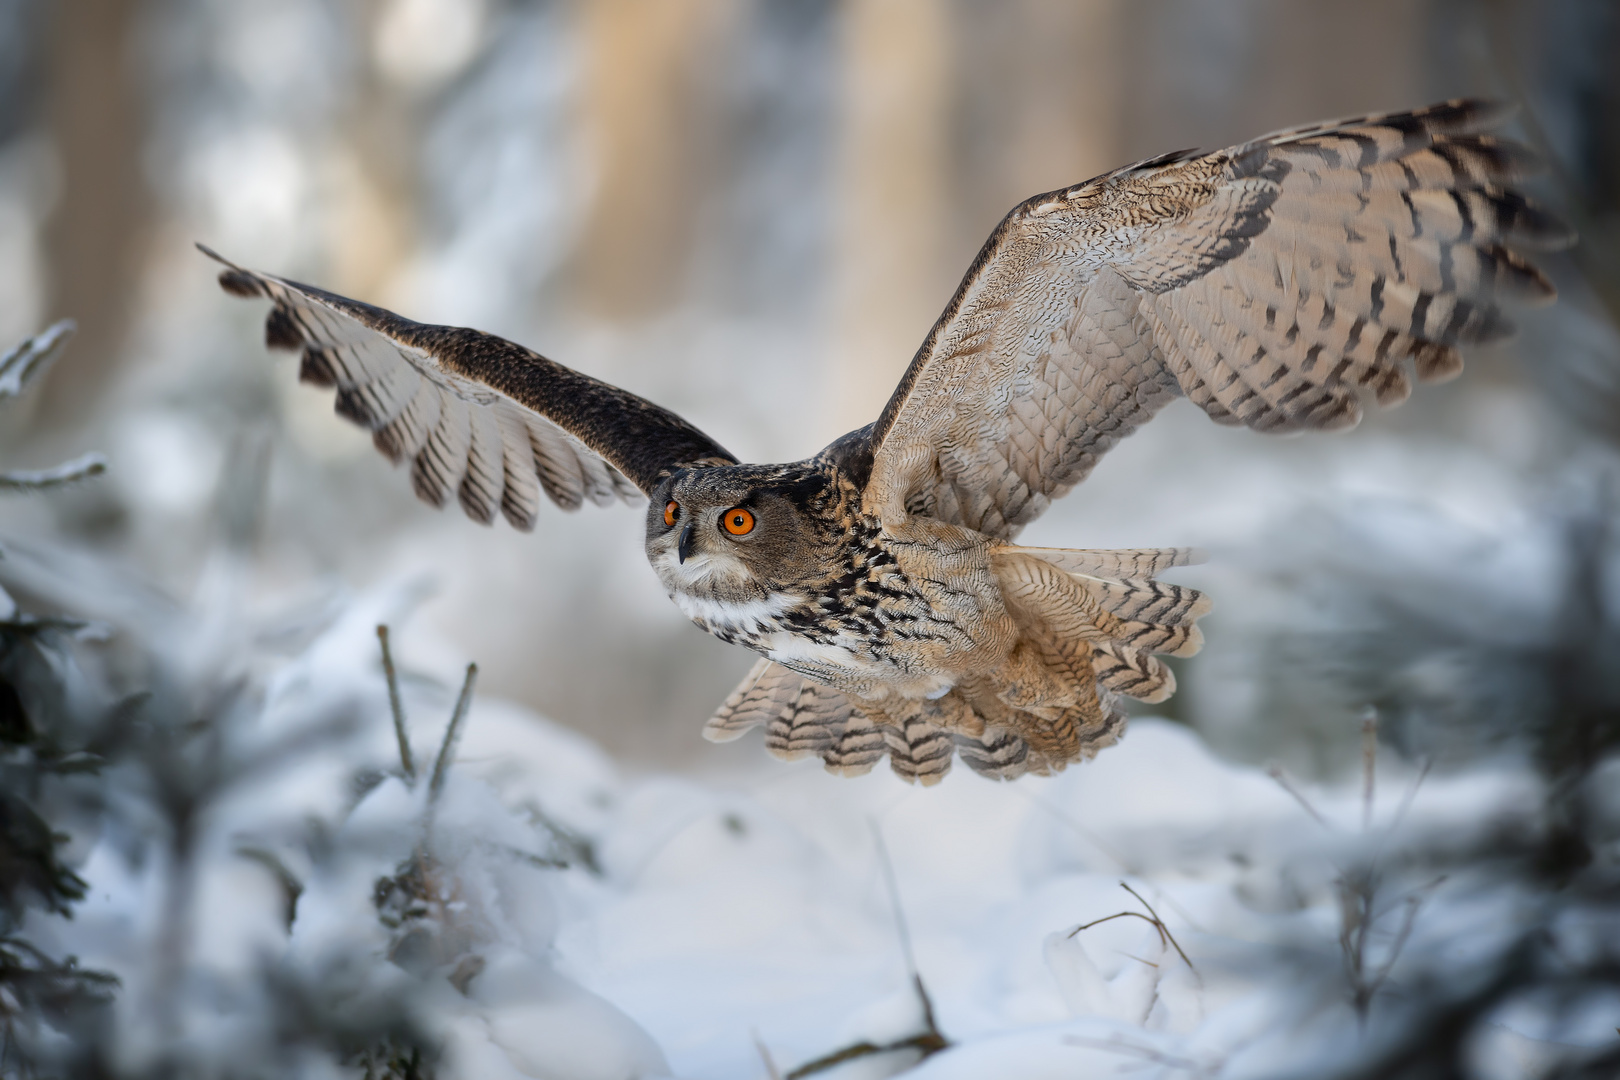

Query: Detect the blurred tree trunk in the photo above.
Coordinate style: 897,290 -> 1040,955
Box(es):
828,0 -> 953,434
330,0 -> 418,304
951,1 -> 1127,266
829,1 -> 1129,435
38,0 -> 148,427
572,0 -> 738,321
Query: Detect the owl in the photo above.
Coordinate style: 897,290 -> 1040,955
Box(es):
208,100 -> 1569,784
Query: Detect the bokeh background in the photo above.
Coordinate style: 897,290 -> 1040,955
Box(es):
1,0 -> 1617,772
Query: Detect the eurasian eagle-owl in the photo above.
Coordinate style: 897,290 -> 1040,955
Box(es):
207,100 -> 1570,784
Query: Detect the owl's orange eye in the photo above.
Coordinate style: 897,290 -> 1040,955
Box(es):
722,507 -> 755,536
663,501 -> 679,527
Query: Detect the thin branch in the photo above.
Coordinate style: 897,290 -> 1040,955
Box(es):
376,625 -> 415,781
1065,883 -> 1196,985
1369,874 -> 1449,925
0,320 -> 74,398
1389,758 -> 1433,834
784,1032 -> 948,1080
782,827 -> 950,1079
871,823 -> 918,984
1266,763 -> 1331,829
753,1031 -> 783,1080
1364,894 -> 1424,1002
478,840 -> 569,871
1361,707 -> 1378,832
0,453 -> 107,491
1119,882 -> 1194,973
1066,910 -> 1168,942
1064,1035 -> 1204,1073
426,663 -> 477,808
1016,788 -> 1132,872
870,823 -> 946,1049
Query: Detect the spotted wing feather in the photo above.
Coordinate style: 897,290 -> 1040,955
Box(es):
205,247 -> 736,523
863,100 -> 1573,539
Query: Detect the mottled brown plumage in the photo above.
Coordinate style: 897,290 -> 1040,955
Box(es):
207,99 -> 1570,783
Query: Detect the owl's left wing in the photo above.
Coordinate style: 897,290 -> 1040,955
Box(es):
861,100 -> 1573,538
203,247 -> 736,528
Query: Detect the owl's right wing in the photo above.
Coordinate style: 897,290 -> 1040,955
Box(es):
204,247 -> 736,529
862,100 -> 1573,539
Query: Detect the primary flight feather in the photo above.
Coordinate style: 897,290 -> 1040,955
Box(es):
208,99 -> 1570,783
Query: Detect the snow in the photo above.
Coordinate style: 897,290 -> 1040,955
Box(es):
19,576 -> 1612,1079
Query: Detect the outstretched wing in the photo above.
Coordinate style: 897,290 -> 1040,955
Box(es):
862,100 -> 1573,538
204,246 -> 736,529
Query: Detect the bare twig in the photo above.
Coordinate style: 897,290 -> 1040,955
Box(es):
872,823 -> 917,980
1343,870 -> 1444,1022
376,625 -> 415,781
1119,882 -> 1194,973
1066,883 -> 1196,980
1389,758 -> 1433,834
1364,895 -> 1423,1002
1361,707 -> 1378,832
870,823 -> 946,1050
753,1031 -> 783,1080
784,1032 -> 947,1080
1066,910 -> 1168,941
479,841 -> 569,871
0,453 -> 108,491
0,320 -> 74,398
1015,788 -> 1133,872
783,828 -> 950,1079
1065,1034 -> 1204,1073
1266,763 -> 1331,828
427,663 -> 477,809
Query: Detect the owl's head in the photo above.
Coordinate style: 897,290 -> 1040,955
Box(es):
645,463 -> 836,603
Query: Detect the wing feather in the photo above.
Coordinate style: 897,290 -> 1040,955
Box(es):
458,401 -> 505,525
862,99 -> 1572,538
206,247 -> 736,528
492,402 -> 543,531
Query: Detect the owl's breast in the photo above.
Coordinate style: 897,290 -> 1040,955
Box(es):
682,522 -> 1016,701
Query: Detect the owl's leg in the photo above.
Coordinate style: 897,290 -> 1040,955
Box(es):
985,545 -> 1208,764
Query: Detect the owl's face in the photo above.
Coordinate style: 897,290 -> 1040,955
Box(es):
645,465 -> 831,604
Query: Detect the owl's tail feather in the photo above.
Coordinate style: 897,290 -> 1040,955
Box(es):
704,660 -> 963,785
767,681 -> 854,761
705,659 -> 861,760
952,714 -> 1122,781
882,715 -> 955,786
953,728 -> 1035,780
706,659 -> 893,776
704,658 -> 794,743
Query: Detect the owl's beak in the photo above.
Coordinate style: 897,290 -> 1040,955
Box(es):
677,524 -> 696,564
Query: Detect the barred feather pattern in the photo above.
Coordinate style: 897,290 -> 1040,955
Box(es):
703,543 -> 1205,782
983,545 -> 1209,764
216,262 -> 636,529
867,99 -> 1575,540
706,660 -> 956,785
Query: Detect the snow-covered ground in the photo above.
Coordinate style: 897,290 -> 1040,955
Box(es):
24,578 -> 1611,1080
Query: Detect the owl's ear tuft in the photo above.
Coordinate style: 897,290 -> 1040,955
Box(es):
217,268 -> 264,299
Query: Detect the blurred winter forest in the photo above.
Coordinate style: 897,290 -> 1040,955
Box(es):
2,1 -> 1620,1078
